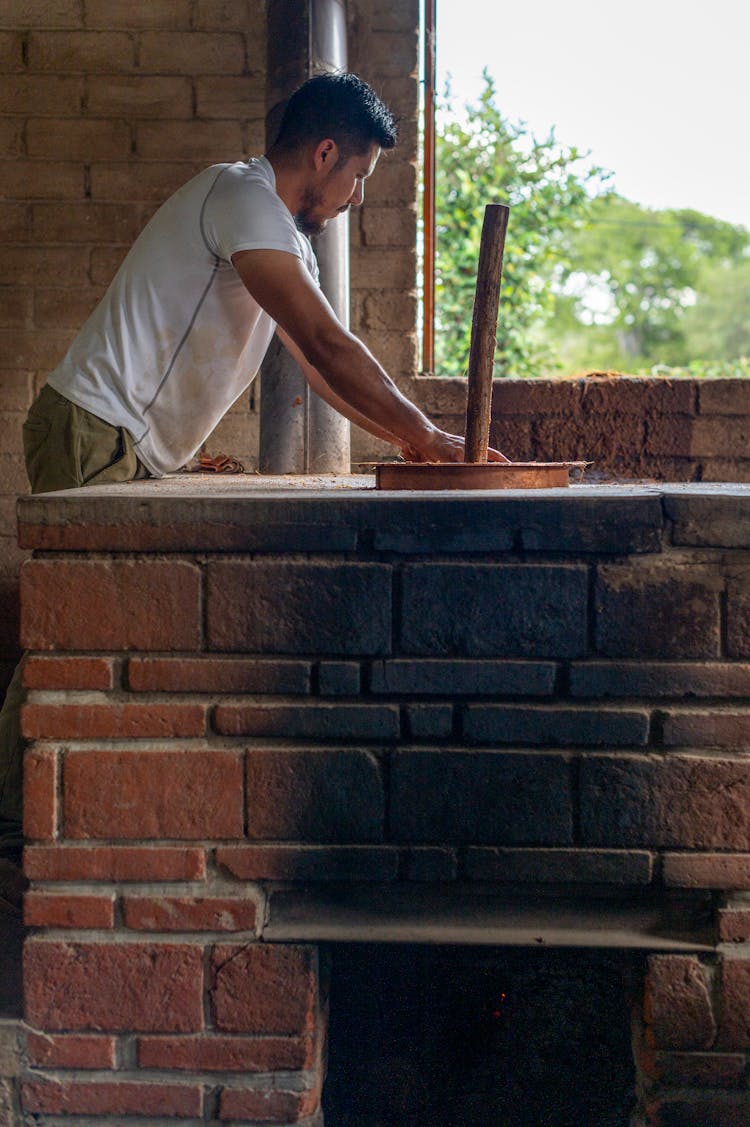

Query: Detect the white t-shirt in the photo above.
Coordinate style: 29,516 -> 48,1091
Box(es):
48,157 -> 319,476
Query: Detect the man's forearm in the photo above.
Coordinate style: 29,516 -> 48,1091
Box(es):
277,328 -> 414,449
302,327 -> 436,451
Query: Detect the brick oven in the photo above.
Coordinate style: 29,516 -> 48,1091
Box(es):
14,475 -> 750,1125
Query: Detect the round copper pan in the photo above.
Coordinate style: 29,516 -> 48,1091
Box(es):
374,461 -> 589,491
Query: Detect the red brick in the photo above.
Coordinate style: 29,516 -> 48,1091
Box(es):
24,892 -> 114,929
582,754 -> 750,850
136,119 -> 244,160
24,939 -> 204,1031
719,956 -> 750,1049
358,290 -> 418,333
195,75 -> 264,120
63,749 -> 243,840
692,417 -> 750,458
20,558 -> 202,651
211,944 -> 318,1035
718,904 -> 750,943
0,0 -> 83,27
595,563 -> 721,659
90,244 -> 128,284
24,844 -> 206,882
0,123 -> 23,163
361,206 -> 416,247
0,454 -> 29,494
123,895 -> 258,932
138,30 -> 245,73
0,369 -> 33,412
85,0 -> 193,28
465,847 -> 653,885
207,560 -> 391,654
23,745 -> 57,841
664,853 -> 750,890
645,955 -> 716,1050
245,749 -> 384,843
4,164 -> 82,210
216,844 -> 399,882
86,75 -> 193,117
218,1088 -> 319,1122
700,381 -> 750,416
350,245 -> 416,289
90,161 -> 202,202
217,702 -> 397,740
0,417 -> 24,460
23,656 -> 114,691
644,1095 -> 750,1126
194,0 -> 265,33
653,1050 -> 745,1086
0,246 -> 90,287
0,74 -> 83,115
138,1033 -> 311,1072
127,656 -> 310,694
0,327 -> 79,370
25,1032 -> 116,1069
0,31 -> 24,71
366,0 -> 419,31
486,376 -> 580,419
0,203 -> 30,243
663,710 -> 750,750
34,286 -> 104,328
645,413 -> 694,457
21,701 -> 207,740
27,31 -> 135,71
31,199 -> 142,242
22,1078 -> 202,1117
0,534 -> 28,574
703,460 -> 750,484
0,288 -> 31,327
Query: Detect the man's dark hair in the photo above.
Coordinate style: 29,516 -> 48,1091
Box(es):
270,72 -> 398,159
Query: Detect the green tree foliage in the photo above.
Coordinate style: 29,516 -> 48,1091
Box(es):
682,259 -> 750,363
434,74 -> 750,377
433,72 -> 604,377
553,195 -> 750,370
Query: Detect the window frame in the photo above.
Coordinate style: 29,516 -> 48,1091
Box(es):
421,0 -> 437,375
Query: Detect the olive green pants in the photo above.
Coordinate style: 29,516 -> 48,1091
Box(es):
0,386 -> 150,857
23,385 -> 150,494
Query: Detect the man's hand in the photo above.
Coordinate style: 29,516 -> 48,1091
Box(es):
232,249 -> 511,462
399,430 -> 510,464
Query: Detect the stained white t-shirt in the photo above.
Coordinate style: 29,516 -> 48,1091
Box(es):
48,157 -> 318,476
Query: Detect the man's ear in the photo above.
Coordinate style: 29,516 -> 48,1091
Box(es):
312,138 -> 339,171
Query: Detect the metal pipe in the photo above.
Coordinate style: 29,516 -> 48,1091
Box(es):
259,0 -> 351,474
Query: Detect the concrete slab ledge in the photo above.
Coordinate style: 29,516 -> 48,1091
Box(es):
265,887 -> 715,950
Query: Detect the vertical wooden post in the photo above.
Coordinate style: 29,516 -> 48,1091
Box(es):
464,203 -> 510,463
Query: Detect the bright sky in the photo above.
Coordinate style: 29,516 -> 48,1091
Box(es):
436,0 -> 750,230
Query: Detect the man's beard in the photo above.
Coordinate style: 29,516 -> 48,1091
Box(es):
295,188 -> 350,236
295,187 -> 325,236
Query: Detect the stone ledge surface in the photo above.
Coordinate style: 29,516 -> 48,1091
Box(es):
265,886 -> 715,950
16,476 -> 668,554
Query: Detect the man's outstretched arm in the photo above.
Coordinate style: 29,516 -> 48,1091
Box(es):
232,248 -> 508,463
276,326 -> 411,452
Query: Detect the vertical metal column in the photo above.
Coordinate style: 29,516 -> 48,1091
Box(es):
259,0 -> 351,474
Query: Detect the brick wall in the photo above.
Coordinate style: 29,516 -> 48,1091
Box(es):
15,479 -> 750,1124
0,0 -> 420,693
399,374 -> 750,483
0,0 -> 269,693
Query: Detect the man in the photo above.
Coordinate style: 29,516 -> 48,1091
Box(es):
23,71 -> 506,493
1,72 -> 505,906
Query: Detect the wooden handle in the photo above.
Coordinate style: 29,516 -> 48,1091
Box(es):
464,203 -> 510,463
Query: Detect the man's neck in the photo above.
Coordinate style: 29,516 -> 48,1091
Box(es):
265,151 -> 306,217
